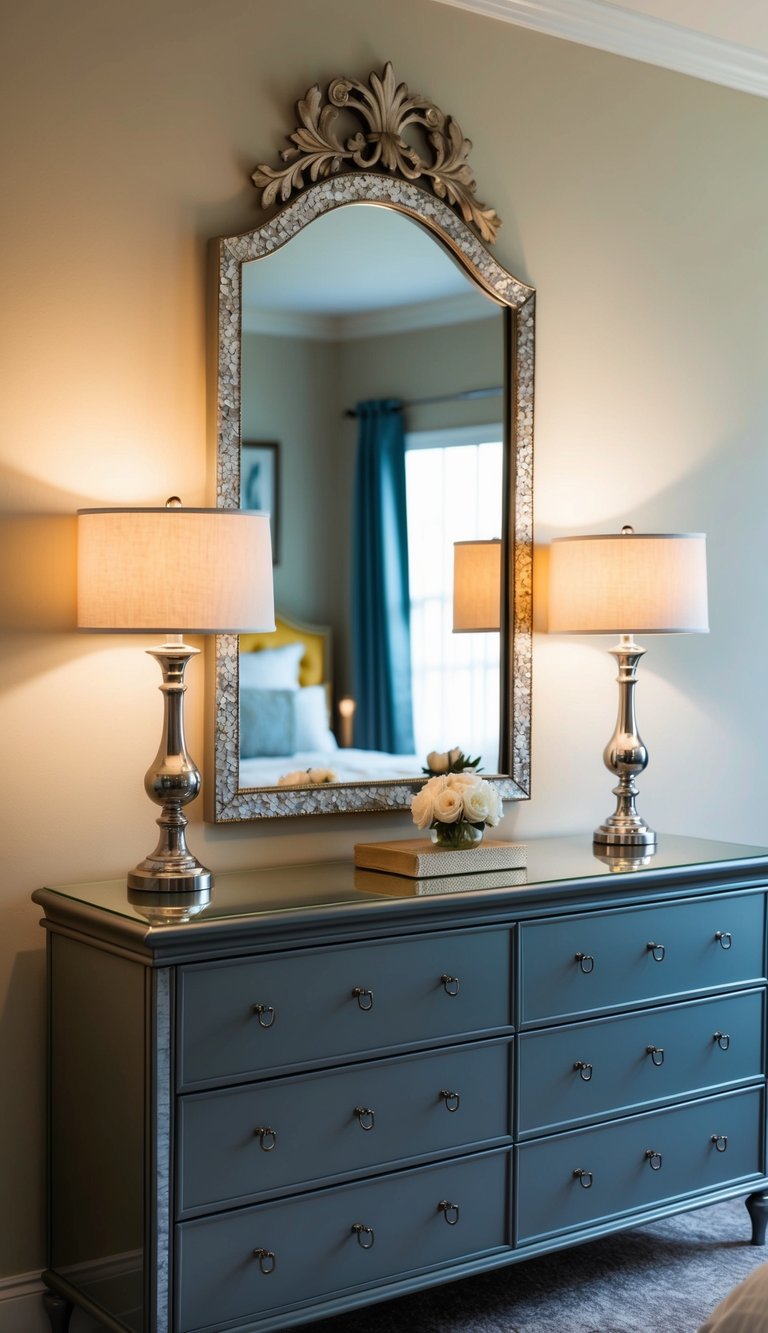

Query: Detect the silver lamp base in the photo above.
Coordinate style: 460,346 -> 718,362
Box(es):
593,817 -> 656,849
127,862 -> 213,895
128,638 -> 214,894
127,886 -> 212,923
593,844 -> 656,873
593,635 -> 657,850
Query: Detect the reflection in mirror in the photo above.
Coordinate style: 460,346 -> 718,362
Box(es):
210,173 -> 534,821
238,207 -> 503,792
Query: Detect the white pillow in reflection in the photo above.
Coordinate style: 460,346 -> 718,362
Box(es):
240,683 -> 338,758
294,685 -> 338,753
239,642 -> 303,689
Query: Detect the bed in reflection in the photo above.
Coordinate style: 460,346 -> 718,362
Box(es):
238,612 -> 421,789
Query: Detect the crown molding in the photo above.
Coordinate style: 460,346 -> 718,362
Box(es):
335,291 -> 496,341
243,292 -> 496,341
431,0 -> 768,99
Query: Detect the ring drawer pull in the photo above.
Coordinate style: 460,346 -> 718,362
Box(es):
647,942 -> 666,962
354,1105 -> 376,1131
254,1126 -> 277,1151
711,1134 -> 729,1153
252,1004 -> 276,1028
646,1045 -> 665,1067
573,1061 -> 593,1082
574,953 -> 595,974
715,931 -> 733,950
352,986 -> 374,1011
253,1248 -> 276,1275
573,1168 -> 593,1189
352,1223 -> 375,1249
440,1089 -> 461,1112
440,973 -> 460,996
714,1031 -> 731,1051
645,1149 -> 663,1171
438,1200 -> 460,1225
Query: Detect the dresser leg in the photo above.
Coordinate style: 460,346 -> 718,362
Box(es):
43,1290 -> 74,1332
746,1191 -> 768,1245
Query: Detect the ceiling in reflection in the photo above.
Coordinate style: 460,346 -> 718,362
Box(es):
241,205 -> 494,337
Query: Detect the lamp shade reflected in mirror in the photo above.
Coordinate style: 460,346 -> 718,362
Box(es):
453,539 -> 502,633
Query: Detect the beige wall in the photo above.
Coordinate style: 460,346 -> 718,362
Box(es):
2,0 -> 768,1281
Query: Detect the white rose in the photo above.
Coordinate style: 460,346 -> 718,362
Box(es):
448,747 -> 463,766
462,778 -> 502,827
432,785 -> 464,824
411,783 -> 435,829
308,767 -> 336,784
277,770 -> 309,787
484,784 -> 502,826
426,749 -> 449,773
448,771 -> 479,790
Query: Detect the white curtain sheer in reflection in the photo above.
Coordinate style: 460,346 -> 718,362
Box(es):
405,426 -> 503,769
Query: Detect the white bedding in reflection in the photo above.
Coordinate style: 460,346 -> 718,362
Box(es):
239,748 -> 422,789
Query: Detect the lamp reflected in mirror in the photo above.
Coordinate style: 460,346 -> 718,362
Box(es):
453,539 -> 502,633
338,696 -> 356,748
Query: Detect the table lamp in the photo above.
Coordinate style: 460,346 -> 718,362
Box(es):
453,539 -> 501,632
548,526 -> 708,848
77,498 -> 275,892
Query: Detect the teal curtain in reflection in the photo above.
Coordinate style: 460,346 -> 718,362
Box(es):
351,399 -> 415,754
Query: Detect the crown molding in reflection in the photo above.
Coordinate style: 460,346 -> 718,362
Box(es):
431,0 -> 768,99
242,291 -> 497,341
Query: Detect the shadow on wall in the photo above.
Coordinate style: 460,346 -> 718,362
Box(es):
0,462 -> 82,635
0,513 -> 76,633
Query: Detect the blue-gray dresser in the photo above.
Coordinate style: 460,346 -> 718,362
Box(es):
33,834 -> 768,1332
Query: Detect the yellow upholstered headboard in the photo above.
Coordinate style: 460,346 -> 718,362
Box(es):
240,611 -> 331,688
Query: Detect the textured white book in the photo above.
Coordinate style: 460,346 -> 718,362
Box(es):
354,865 -> 528,897
353,838 -> 527,878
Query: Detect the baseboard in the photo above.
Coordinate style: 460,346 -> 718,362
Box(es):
0,1271 -> 103,1332
0,1271 -> 48,1332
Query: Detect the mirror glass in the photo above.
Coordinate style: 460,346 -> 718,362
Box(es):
210,175 -> 533,821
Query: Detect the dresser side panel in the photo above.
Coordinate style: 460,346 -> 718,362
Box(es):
49,934 -> 146,1329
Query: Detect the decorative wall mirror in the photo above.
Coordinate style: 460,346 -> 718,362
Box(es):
208,63 -> 534,821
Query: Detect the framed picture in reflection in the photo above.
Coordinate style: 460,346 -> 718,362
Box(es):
241,441 -> 280,564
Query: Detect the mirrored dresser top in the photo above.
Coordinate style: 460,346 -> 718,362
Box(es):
36,835 -> 768,939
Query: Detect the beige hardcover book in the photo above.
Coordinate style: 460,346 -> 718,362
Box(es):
353,837 -> 527,878
354,865 -> 528,897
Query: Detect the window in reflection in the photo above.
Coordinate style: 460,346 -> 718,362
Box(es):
406,425 -> 503,770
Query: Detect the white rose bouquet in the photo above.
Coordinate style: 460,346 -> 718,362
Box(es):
277,767 -> 337,787
423,746 -> 482,777
411,771 -> 502,849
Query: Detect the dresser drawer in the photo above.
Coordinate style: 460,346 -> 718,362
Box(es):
516,1086 -> 764,1245
519,892 -> 765,1026
517,989 -> 765,1136
178,928 -> 511,1087
175,1149 -> 510,1332
178,1038 -> 512,1215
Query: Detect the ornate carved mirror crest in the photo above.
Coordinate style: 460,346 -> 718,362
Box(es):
251,62 -> 501,244
208,62 -> 534,822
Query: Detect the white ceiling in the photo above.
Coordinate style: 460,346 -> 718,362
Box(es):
601,1 -> 768,53
431,0 -> 768,98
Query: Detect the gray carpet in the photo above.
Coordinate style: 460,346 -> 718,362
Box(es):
303,1196 -> 767,1332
